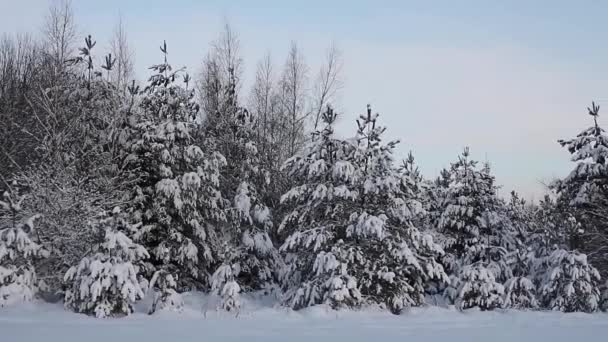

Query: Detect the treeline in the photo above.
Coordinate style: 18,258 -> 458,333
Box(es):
1,1 -> 607,317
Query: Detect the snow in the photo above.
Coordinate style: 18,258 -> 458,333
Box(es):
1,293 -> 608,341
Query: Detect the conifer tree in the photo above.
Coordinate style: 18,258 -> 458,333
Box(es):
398,152 -> 428,228
528,195 -> 576,258
201,57 -> 280,309
278,107 -> 362,310
64,207 -> 149,318
348,106 -> 447,313
438,149 -> 508,309
537,249 -> 601,312
503,275 -> 538,309
127,42 -> 227,310
148,269 -> 183,314
438,148 -> 490,271
600,281 -> 608,311
502,191 -> 538,309
210,263 -> 241,312
279,106 -> 447,313
0,183 -> 48,307
553,102 -> 608,276
455,262 -> 504,310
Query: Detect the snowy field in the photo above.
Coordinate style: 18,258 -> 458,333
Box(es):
1,293 -> 607,342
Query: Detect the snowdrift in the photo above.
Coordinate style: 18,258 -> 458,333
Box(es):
1,292 -> 607,342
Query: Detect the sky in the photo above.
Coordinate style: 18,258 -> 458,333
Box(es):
2,0 -> 608,200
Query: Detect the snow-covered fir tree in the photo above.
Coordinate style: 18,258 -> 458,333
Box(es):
64,207 -> 149,318
502,191 -> 538,309
437,148 -> 492,271
127,42 -> 227,311
503,276 -> 538,310
528,195 -> 578,259
554,102 -> 608,207
456,263 -> 504,310
0,183 -> 48,307
552,102 -> 608,277
437,149 -> 510,309
536,249 -> 601,313
203,66 -> 280,310
279,106 -> 447,313
278,107 -> 362,310
601,281 -> 608,311
348,106 -> 448,313
398,152 -> 428,228
147,269 -> 184,314
210,263 -> 241,312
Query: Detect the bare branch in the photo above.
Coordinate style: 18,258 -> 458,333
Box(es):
312,42 -> 344,129
109,14 -> 135,93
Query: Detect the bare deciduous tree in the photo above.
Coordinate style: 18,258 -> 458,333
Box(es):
42,0 -> 77,77
197,22 -> 242,122
312,43 -> 343,129
250,53 -> 276,156
213,22 -> 243,94
279,41 -> 309,157
0,33 -> 42,178
110,15 -> 135,93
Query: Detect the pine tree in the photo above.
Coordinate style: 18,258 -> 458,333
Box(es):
438,148 -> 492,271
503,276 -> 538,309
437,149 -> 509,309
279,106 -> 447,313
63,207 -> 149,318
502,191 -> 538,309
127,42 -> 227,308
148,269 -> 183,314
456,263 -> 504,310
600,281 -> 608,311
552,102 -> 608,276
348,106 -> 447,313
203,65 -> 280,309
210,263 -> 241,313
537,249 -> 601,312
0,183 -> 48,307
278,107 -> 362,310
398,152 -> 428,228
528,195 -> 576,258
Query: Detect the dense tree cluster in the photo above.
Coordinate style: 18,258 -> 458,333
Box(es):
1,1 -> 607,317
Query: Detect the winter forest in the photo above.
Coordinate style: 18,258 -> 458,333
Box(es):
1,1 -> 608,328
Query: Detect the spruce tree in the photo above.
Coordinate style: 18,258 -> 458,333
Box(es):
278,107 -> 362,310
348,106 -> 447,313
398,152 -> 428,228
537,249 -> 601,312
438,148 -> 490,271
279,106 -> 447,313
127,42 -> 226,311
0,183 -> 48,307
502,191 -> 538,309
503,276 -> 538,309
148,269 -> 183,314
438,149 -> 508,309
203,66 -> 280,309
64,208 -> 149,318
553,102 -> 608,276
456,263 -> 504,310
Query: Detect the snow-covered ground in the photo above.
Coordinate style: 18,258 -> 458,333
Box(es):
1,293 -> 607,342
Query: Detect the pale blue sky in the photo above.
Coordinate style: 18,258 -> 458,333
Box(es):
3,0 -> 608,200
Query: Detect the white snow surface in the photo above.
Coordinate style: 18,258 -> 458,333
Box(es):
1,292 -> 607,342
